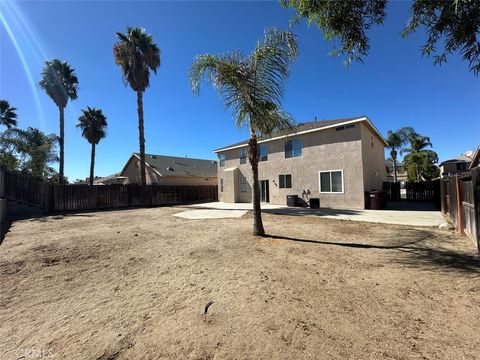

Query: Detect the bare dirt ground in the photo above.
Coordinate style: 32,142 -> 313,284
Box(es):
0,206 -> 479,360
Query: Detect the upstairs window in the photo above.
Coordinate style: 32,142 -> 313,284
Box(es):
285,138 -> 302,158
279,174 -> 292,189
319,170 -> 343,193
219,154 -> 225,167
456,162 -> 467,171
336,124 -> 355,131
259,144 -> 268,162
239,148 -> 247,164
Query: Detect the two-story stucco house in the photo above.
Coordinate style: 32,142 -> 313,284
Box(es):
214,116 -> 387,209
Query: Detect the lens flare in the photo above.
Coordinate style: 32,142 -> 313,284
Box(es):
0,1 -> 47,129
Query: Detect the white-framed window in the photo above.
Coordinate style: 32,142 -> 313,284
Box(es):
279,174 -> 292,189
240,176 -> 247,192
319,170 -> 344,193
239,148 -> 247,164
285,138 -> 302,158
220,178 -> 224,192
259,144 -> 268,161
335,124 -> 355,131
218,154 -> 225,167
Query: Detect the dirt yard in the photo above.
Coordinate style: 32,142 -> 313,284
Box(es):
0,207 -> 479,360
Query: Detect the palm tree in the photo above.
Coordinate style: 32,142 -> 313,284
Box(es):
0,100 -> 18,129
385,127 -> 413,182
39,59 -> 79,184
402,133 -> 433,154
77,107 -> 108,186
4,127 -> 58,179
191,28 -> 298,236
113,27 -> 160,185
401,132 -> 438,181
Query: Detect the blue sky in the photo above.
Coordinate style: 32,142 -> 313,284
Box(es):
1,0 -> 479,181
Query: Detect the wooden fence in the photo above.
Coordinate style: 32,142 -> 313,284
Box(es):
1,169 -> 218,213
383,180 -> 440,207
440,167 -> 480,252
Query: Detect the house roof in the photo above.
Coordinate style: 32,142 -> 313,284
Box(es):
213,116 -> 388,152
130,153 -> 217,178
93,172 -> 121,184
468,146 -> 480,169
439,156 -> 472,166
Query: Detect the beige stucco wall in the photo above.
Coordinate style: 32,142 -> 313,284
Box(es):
217,121 -> 387,209
360,123 -> 387,191
121,156 -> 217,186
217,124 -> 370,209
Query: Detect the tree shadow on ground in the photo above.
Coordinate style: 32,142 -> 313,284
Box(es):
23,213 -> 97,222
263,207 -> 361,217
265,231 -> 480,275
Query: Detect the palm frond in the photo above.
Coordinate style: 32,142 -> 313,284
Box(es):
113,27 -> 160,92
252,28 -> 298,109
39,59 -> 79,108
77,107 -> 108,145
190,52 -> 254,127
0,100 -> 18,129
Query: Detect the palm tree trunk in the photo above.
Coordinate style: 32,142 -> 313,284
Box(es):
390,149 -> 398,183
248,128 -> 265,237
59,106 -> 65,184
393,157 -> 398,183
90,142 -> 95,186
137,91 -> 146,185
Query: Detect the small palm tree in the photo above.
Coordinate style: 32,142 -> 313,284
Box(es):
401,132 -> 438,181
39,59 -> 79,184
113,27 -> 160,185
77,107 -> 108,186
191,28 -> 298,236
0,100 -> 18,129
5,127 -> 58,179
386,127 -> 413,182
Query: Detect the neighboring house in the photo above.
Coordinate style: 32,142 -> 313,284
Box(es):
468,146 -> 480,170
93,173 -> 128,185
214,116 -> 387,209
439,154 -> 472,177
119,153 -> 217,186
385,160 -> 407,183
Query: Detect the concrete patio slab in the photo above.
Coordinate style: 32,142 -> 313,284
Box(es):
173,209 -> 247,219
187,202 -> 444,227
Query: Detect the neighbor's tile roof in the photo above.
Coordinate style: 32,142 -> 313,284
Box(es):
213,116 -> 368,152
136,153 -> 217,177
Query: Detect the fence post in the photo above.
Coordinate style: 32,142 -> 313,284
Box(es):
455,175 -> 463,234
0,167 -> 5,199
472,168 -> 480,252
47,184 -> 54,212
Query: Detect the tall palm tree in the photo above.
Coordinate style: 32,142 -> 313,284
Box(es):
385,127 -> 413,182
191,28 -> 298,236
401,132 -> 438,181
39,59 -> 79,184
5,127 -> 58,179
0,100 -> 18,129
113,27 -> 160,185
77,107 -> 108,186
